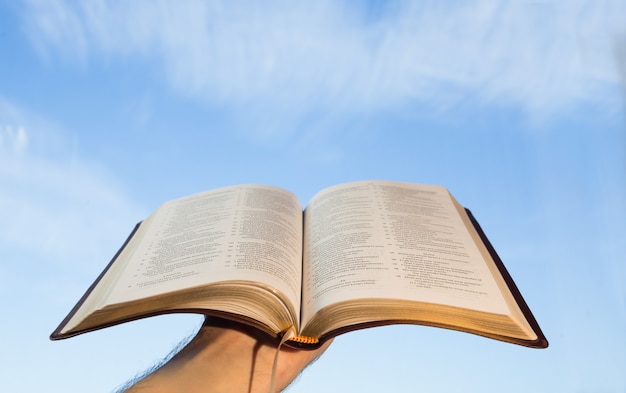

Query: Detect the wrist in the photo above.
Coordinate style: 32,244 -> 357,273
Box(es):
126,322 -> 281,393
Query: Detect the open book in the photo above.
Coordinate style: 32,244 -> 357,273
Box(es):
51,181 -> 548,349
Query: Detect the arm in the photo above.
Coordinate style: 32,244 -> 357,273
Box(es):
123,317 -> 331,393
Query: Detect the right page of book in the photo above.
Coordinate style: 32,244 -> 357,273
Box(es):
301,180 -> 513,327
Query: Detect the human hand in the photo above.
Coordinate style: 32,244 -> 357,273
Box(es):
124,317 -> 332,393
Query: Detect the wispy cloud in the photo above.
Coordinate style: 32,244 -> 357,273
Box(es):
20,1 -> 626,126
0,125 -> 28,154
0,98 -> 145,268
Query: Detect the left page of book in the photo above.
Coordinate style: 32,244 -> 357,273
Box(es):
58,184 -> 303,336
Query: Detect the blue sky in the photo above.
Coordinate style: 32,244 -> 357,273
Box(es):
1,1 -> 625,392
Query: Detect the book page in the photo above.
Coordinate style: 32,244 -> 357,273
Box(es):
301,181 -> 510,327
105,185 -> 303,313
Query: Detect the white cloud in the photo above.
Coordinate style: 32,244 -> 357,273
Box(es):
0,98 -> 146,268
20,0 -> 626,122
0,125 -> 28,154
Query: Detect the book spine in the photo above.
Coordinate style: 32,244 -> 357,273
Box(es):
287,335 -> 320,345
